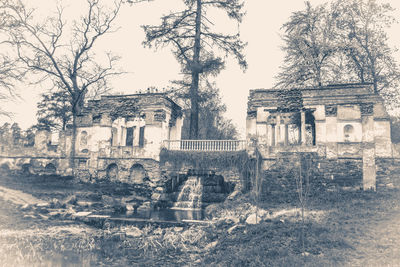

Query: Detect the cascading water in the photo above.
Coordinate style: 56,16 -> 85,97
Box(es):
171,176 -> 203,210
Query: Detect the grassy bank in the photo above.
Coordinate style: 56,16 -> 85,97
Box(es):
1,173 -> 400,266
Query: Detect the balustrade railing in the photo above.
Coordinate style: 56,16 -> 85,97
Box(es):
163,140 -> 246,152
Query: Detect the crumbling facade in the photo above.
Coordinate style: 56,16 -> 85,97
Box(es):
247,83 -> 393,190
0,92 -> 183,183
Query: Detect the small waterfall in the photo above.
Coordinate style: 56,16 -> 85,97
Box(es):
171,176 -> 203,210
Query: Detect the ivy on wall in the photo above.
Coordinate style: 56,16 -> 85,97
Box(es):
159,149 -> 262,192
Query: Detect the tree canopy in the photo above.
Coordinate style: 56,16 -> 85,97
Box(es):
276,0 -> 400,105
142,0 -> 247,138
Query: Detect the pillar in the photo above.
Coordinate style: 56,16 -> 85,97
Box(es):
284,124 -> 289,146
271,125 -> 276,146
276,114 -> 281,145
300,110 -> 306,145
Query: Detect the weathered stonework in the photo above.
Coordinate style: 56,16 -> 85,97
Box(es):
247,83 -> 392,190
0,92 -> 183,185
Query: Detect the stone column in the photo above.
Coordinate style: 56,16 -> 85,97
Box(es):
361,105 -> 376,190
300,110 -> 306,145
276,114 -> 281,145
271,125 -> 276,146
267,124 -> 273,146
284,124 -> 289,146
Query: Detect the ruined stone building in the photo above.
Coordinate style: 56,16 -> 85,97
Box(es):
246,83 -> 394,190
0,92 -> 183,183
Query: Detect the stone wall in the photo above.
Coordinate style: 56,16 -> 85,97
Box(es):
317,158 -> 363,189
376,158 -> 400,189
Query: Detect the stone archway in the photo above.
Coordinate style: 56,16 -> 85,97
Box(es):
106,163 -> 118,181
44,163 -> 56,175
21,163 -> 33,175
0,163 -> 10,174
129,164 -> 147,184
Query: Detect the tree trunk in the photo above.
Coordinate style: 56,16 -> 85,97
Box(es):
70,112 -> 77,176
189,0 -> 202,139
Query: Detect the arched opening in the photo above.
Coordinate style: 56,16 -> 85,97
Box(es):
344,124 -> 355,142
44,163 -> 56,175
305,111 -> 316,145
0,163 -> 10,174
21,163 -> 32,175
129,164 -> 147,183
106,163 -> 118,181
111,127 -> 118,146
80,131 -> 88,152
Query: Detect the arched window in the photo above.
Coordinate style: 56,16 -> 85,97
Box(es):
111,127 -> 118,146
344,124 -> 354,142
80,131 -> 88,147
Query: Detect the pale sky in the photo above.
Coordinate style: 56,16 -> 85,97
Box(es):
1,0 -> 400,138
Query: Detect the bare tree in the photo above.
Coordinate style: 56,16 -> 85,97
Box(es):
336,0 -> 400,94
1,0 -> 126,173
276,1 -> 338,89
142,0 -> 247,139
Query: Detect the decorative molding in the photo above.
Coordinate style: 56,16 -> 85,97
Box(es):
325,105 -> 337,116
247,110 -> 257,119
360,103 -> 374,115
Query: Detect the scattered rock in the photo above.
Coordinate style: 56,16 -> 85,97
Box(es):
227,190 -> 241,201
224,215 -> 240,224
50,198 -> 62,208
137,201 -> 151,211
21,204 -> 31,211
148,182 -> 157,188
204,240 -> 218,250
36,202 -> 50,208
155,187 -> 165,193
121,194 -> 147,203
38,214 -> 49,220
151,193 -> 161,201
76,201 -> 94,207
48,211 -> 63,217
74,211 -> 92,217
153,228 -> 164,235
102,195 -> 115,206
125,204 -> 136,211
125,227 -> 143,238
173,226 -> 184,232
63,195 -> 77,205
246,213 -> 262,225
111,232 -> 126,241
227,224 -> 243,234
204,203 -> 221,218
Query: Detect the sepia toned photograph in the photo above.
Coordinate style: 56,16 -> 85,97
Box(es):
0,0 -> 400,266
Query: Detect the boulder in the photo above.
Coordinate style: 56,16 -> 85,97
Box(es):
76,201 -> 95,207
151,193 -> 161,201
36,202 -> 50,208
173,226 -> 184,232
246,213 -> 262,225
102,195 -> 115,206
73,211 -> 92,217
155,187 -> 165,193
137,201 -> 151,211
50,198 -> 62,209
204,241 -> 218,250
153,228 -> 164,235
227,190 -> 241,201
20,204 -> 31,211
125,227 -> 143,238
227,224 -> 244,234
204,203 -> 221,218
63,195 -> 77,205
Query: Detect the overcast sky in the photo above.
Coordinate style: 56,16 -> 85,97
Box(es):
1,0 -> 400,138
